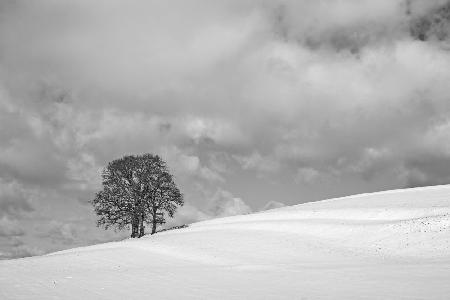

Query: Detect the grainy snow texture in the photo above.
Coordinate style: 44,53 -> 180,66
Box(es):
2,185 -> 450,299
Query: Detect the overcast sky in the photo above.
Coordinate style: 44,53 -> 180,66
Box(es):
1,0 -> 450,259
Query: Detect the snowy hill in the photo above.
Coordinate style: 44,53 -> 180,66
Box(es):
2,185 -> 450,299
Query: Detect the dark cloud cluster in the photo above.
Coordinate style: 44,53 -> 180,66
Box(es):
1,0 -> 450,258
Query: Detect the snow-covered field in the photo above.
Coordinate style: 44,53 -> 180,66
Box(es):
2,185 -> 450,299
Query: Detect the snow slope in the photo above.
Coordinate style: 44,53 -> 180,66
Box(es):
2,185 -> 450,299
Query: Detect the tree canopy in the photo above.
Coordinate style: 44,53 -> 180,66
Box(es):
91,154 -> 183,237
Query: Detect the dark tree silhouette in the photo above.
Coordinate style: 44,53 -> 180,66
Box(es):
91,154 -> 183,238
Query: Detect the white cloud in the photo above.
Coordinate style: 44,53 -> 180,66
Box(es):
182,116 -> 246,146
0,216 -> 24,237
164,148 -> 225,183
208,189 -> 252,217
234,151 -> 280,174
0,244 -> 44,260
259,201 -> 286,211
0,179 -> 35,217
164,204 -> 209,229
295,168 -> 321,185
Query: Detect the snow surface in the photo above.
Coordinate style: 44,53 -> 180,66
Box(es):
2,185 -> 450,299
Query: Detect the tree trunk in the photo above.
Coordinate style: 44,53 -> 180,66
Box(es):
151,209 -> 157,235
131,223 -> 137,238
138,213 -> 145,238
131,215 -> 139,238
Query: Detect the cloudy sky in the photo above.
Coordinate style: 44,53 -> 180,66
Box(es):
1,0 -> 450,259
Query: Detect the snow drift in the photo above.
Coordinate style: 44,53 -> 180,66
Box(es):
1,185 -> 450,299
